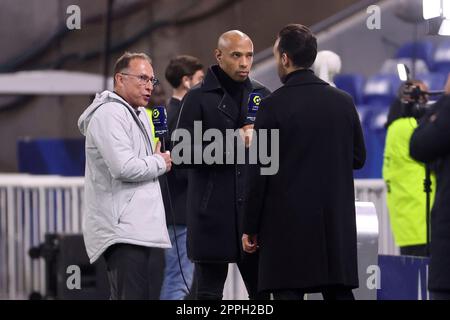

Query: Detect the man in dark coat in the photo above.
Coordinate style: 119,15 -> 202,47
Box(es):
410,76 -> 450,300
242,24 -> 366,300
172,30 -> 271,300
159,55 -> 204,300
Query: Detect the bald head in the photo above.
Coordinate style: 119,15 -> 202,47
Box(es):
217,30 -> 252,50
215,30 -> 254,82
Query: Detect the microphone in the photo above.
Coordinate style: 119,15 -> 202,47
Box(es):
151,105 -> 169,152
151,105 -> 191,296
246,92 -> 262,124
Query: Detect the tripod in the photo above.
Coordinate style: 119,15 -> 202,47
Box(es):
424,163 -> 432,257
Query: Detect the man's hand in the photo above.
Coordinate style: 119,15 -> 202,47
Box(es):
155,141 -> 172,172
239,124 -> 254,147
242,233 -> 258,254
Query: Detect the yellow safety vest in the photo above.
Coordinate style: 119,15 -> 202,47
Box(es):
383,117 -> 435,246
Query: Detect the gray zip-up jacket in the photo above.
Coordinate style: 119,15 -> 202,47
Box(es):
78,90 -> 171,263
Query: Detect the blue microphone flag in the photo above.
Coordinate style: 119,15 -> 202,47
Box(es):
246,93 -> 262,123
151,106 -> 168,137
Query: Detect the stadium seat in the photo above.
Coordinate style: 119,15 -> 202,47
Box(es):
416,72 -> 446,91
334,73 -> 366,105
354,104 -> 373,179
432,40 -> 450,75
17,138 -> 85,176
365,106 -> 389,179
395,41 -> 435,70
380,58 -> 429,75
363,74 -> 401,106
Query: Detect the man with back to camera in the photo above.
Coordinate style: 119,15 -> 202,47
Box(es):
78,52 -> 172,300
410,74 -> 450,300
242,24 -> 366,300
173,30 -> 271,300
159,55 -> 204,300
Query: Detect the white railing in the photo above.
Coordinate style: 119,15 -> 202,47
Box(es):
0,174 -> 84,300
0,174 -> 397,300
354,179 -> 398,256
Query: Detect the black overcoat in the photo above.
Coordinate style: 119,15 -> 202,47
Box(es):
410,95 -> 450,291
174,65 -> 270,262
244,69 -> 366,292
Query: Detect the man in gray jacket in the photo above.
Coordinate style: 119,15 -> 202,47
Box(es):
78,52 -> 172,299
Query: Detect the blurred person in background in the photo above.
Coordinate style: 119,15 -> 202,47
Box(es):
160,55 -> 204,300
383,80 -> 435,257
312,50 -> 342,87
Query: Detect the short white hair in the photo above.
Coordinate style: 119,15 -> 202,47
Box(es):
312,50 -> 342,87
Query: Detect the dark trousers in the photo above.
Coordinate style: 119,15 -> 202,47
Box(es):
103,243 -> 165,300
195,253 -> 269,300
273,286 -> 355,300
400,244 -> 429,257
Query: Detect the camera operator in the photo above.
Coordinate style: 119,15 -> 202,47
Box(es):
410,75 -> 450,300
383,80 -> 435,257
386,81 -> 429,127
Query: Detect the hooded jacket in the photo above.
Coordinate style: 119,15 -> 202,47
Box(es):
78,90 -> 171,263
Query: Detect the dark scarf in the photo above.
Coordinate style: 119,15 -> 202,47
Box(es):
213,66 -> 246,113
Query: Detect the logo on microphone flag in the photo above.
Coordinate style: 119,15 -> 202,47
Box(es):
247,93 -> 261,123
151,106 -> 168,136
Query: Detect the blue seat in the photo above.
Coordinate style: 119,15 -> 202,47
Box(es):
432,40 -> 450,75
334,74 -> 366,105
353,105 -> 374,179
365,106 -> 389,179
395,41 -> 435,70
380,58 -> 429,75
416,72 -> 446,91
353,104 -> 389,179
17,138 -> 85,176
363,74 -> 401,107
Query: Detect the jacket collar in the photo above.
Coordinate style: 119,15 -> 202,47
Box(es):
110,91 -> 154,153
200,65 -> 267,125
202,65 -> 259,92
283,68 -> 329,87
